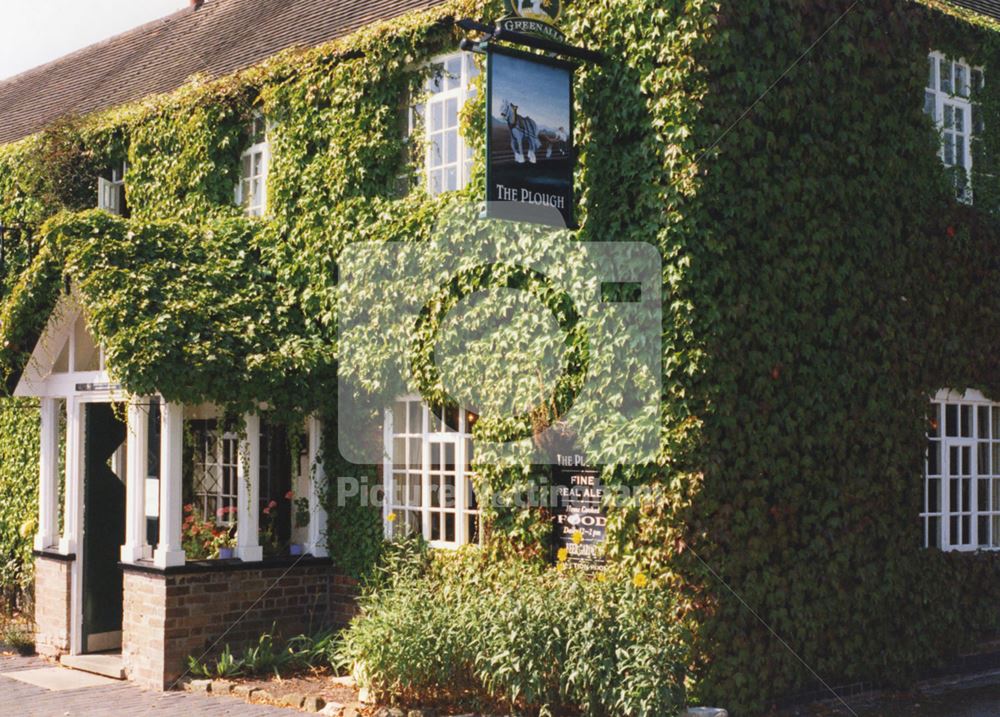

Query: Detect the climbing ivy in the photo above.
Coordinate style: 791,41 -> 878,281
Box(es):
4,0 -> 1000,712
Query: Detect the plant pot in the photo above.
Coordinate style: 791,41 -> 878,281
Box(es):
218,547 -> 235,560
289,543 -> 304,556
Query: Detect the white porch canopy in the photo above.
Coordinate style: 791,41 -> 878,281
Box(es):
14,293 -> 329,572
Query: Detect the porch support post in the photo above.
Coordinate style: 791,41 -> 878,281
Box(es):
34,397 -> 60,551
153,401 -> 185,568
236,413 -> 263,562
58,397 -> 82,555
305,416 -> 328,557
121,397 -> 148,564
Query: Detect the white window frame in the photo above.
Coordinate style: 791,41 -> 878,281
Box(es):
383,396 -> 481,548
412,52 -> 478,196
191,421 -> 239,527
925,52 -> 983,202
97,162 -> 126,215
924,388 -> 1000,551
235,114 -> 269,217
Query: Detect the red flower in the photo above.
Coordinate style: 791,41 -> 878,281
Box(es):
263,507 -> 271,516
268,500 -> 278,509
946,226 -> 956,238
285,490 -> 293,500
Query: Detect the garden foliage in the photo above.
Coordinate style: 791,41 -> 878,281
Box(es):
342,544 -> 691,717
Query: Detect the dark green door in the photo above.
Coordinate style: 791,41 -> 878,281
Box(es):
81,402 -> 127,653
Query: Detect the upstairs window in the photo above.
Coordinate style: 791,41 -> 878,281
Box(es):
97,162 -> 126,216
412,53 -> 479,196
925,52 -> 983,202
236,114 -> 268,216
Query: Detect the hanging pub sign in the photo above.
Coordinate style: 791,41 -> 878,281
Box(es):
486,46 -> 576,228
499,0 -> 567,43
552,452 -> 606,571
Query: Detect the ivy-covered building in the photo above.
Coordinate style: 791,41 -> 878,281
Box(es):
5,0 -> 1000,712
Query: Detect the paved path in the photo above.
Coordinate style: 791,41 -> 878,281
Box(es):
0,653 -> 294,717
780,669 -> 1000,716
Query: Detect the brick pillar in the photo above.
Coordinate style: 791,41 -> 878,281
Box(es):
33,554 -> 73,658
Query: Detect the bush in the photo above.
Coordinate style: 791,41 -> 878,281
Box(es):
186,627 -> 339,680
341,547 -> 692,717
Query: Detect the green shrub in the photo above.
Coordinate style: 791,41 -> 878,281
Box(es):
342,548 -> 692,717
186,627 -> 341,680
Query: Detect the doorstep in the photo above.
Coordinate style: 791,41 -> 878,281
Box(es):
60,652 -> 125,680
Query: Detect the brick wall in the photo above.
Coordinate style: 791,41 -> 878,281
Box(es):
33,554 -> 73,658
122,560 -> 357,690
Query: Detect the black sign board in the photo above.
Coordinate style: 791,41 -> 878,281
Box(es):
486,45 -> 576,228
552,453 -> 606,570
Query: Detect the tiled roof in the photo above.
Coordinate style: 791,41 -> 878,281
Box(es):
948,0 -> 1000,21
0,0 -> 445,146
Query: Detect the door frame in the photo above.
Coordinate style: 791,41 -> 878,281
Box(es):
68,390 -> 128,655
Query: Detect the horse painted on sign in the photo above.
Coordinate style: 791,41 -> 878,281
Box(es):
517,0 -> 546,18
500,100 -> 540,164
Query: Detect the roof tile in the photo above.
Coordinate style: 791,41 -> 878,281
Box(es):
0,0 -> 445,145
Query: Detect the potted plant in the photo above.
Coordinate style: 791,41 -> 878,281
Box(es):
213,529 -> 237,560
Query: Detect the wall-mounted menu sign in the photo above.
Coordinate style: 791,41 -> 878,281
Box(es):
552,452 -> 606,570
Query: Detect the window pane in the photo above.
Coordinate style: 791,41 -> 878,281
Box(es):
445,98 -> 458,129
956,63 -> 968,96
408,401 -> 422,434
929,516 -> 941,548
946,404 -> 958,436
961,405 -> 972,437
941,59 -> 953,94
979,442 -> 990,475
430,102 -> 443,132
408,438 -> 422,469
393,437 -> 405,468
928,441 -> 940,475
928,55 -> 936,90
445,130 -> 458,164
924,91 -> 935,117
408,474 -> 421,505
979,406 -> 991,438
429,136 -> 442,168
928,477 -> 940,513
445,56 -> 462,90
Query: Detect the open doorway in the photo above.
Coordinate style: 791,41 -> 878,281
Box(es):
81,402 -> 126,653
